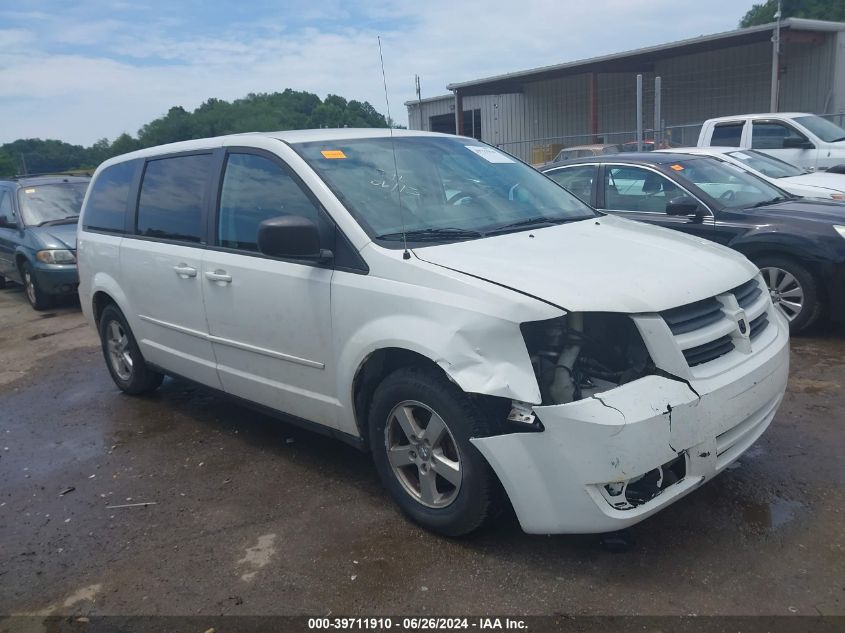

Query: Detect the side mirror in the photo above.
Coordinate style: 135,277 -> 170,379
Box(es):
783,137 -> 814,150
0,216 -> 17,229
257,215 -> 332,262
666,198 -> 701,217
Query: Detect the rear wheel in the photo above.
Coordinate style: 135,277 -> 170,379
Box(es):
755,255 -> 821,333
98,304 -> 163,394
20,261 -> 53,310
369,366 -> 501,537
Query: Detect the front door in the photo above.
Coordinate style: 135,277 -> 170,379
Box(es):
751,120 -> 817,170
120,152 -> 222,388
599,164 -> 715,239
201,150 -> 337,428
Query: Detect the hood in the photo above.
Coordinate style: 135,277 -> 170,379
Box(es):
414,215 -> 758,313
784,172 -> 845,194
739,198 -> 845,223
32,222 -> 78,250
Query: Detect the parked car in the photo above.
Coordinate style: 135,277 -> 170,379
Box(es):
78,131 -> 788,536
536,144 -> 621,168
697,113 -> 845,172
542,153 -> 845,332
0,175 -> 90,309
656,147 -> 845,201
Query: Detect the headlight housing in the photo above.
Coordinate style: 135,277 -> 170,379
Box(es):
36,249 -> 76,264
834,225 -> 845,240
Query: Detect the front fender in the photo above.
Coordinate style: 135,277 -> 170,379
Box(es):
730,231 -> 841,264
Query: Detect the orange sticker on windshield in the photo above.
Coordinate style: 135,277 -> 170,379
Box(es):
670,164 -> 684,171
321,150 -> 346,159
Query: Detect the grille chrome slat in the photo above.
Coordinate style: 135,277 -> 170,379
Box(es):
682,335 -> 735,366
732,278 -> 763,309
661,297 -> 724,335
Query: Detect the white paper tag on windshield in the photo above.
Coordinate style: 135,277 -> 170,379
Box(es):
732,151 -> 751,160
465,145 -> 514,163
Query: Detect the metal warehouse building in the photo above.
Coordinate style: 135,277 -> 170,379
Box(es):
406,18 -> 845,163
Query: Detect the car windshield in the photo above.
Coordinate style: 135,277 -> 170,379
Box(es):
295,136 -> 596,242
726,150 -> 806,178
18,182 -> 89,226
794,115 -> 845,143
668,157 -> 788,209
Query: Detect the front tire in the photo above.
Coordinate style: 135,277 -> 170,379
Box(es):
20,261 -> 53,310
755,255 -> 821,333
98,304 -> 163,395
368,366 -> 501,537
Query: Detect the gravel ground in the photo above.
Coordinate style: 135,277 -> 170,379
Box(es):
0,282 -> 842,618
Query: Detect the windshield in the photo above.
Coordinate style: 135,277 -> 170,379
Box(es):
295,136 -> 596,243
726,149 -> 805,178
668,157 -> 788,209
794,115 -> 845,143
18,183 -> 89,226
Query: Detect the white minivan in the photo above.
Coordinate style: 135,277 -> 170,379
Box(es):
77,130 -> 790,536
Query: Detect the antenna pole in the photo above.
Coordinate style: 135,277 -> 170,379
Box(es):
378,36 -> 410,260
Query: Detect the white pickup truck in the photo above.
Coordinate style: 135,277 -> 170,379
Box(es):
697,113 -> 845,173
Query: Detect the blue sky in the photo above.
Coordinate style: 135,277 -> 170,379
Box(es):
0,0 -> 751,145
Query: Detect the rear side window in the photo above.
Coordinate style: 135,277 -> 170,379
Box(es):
545,165 -> 596,203
217,153 -> 321,252
137,154 -> 211,243
711,123 -> 744,147
84,161 -> 135,233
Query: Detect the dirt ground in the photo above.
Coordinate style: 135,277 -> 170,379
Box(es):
0,281 -> 843,618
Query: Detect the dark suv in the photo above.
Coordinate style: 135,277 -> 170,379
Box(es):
0,175 -> 90,309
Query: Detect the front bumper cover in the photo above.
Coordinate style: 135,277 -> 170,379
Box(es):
472,313 -> 789,534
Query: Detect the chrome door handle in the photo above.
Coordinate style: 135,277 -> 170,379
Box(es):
173,264 -> 197,278
205,270 -> 232,283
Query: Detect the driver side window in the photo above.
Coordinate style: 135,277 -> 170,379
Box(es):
218,153 -> 321,252
603,166 -> 685,213
0,190 -> 15,225
751,122 -> 808,149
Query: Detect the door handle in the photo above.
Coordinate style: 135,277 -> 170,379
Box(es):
205,270 -> 232,284
173,264 -> 197,278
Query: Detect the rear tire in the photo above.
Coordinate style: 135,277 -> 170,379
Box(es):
755,255 -> 821,333
368,366 -> 502,537
20,261 -> 53,310
98,304 -> 164,395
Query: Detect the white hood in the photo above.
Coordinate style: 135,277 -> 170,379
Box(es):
783,171 -> 845,195
414,215 -> 758,313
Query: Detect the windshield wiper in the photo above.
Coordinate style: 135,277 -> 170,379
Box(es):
375,227 -> 484,242
750,196 -> 790,208
486,215 -> 592,235
38,215 -> 79,227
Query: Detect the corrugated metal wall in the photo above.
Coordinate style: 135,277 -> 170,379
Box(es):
406,30 -> 842,162
780,35 -> 836,112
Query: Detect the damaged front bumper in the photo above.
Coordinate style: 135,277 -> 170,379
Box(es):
471,313 -> 790,534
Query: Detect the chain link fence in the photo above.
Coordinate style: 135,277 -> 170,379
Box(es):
495,113 -> 845,165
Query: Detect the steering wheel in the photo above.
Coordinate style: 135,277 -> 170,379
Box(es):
448,191 -> 478,206
720,190 -> 735,202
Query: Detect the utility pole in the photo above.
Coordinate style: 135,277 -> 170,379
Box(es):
770,0 -> 782,112
654,76 -> 662,148
415,75 -> 423,130
636,74 -> 643,152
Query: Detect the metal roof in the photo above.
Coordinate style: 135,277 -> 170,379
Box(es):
446,18 -> 845,96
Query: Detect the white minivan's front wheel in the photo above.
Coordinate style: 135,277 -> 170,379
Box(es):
369,366 -> 502,537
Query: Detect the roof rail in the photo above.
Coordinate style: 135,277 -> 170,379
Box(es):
9,170 -> 93,179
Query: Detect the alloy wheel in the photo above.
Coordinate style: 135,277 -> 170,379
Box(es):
24,270 -> 36,305
385,400 -> 462,508
106,320 -> 133,381
761,266 -> 804,322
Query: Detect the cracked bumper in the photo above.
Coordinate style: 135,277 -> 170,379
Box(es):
471,315 -> 790,534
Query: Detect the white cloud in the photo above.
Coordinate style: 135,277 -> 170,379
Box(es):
0,0 -> 747,145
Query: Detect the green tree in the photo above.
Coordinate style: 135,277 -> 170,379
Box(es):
740,0 -> 845,27
1,90 -> 389,174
